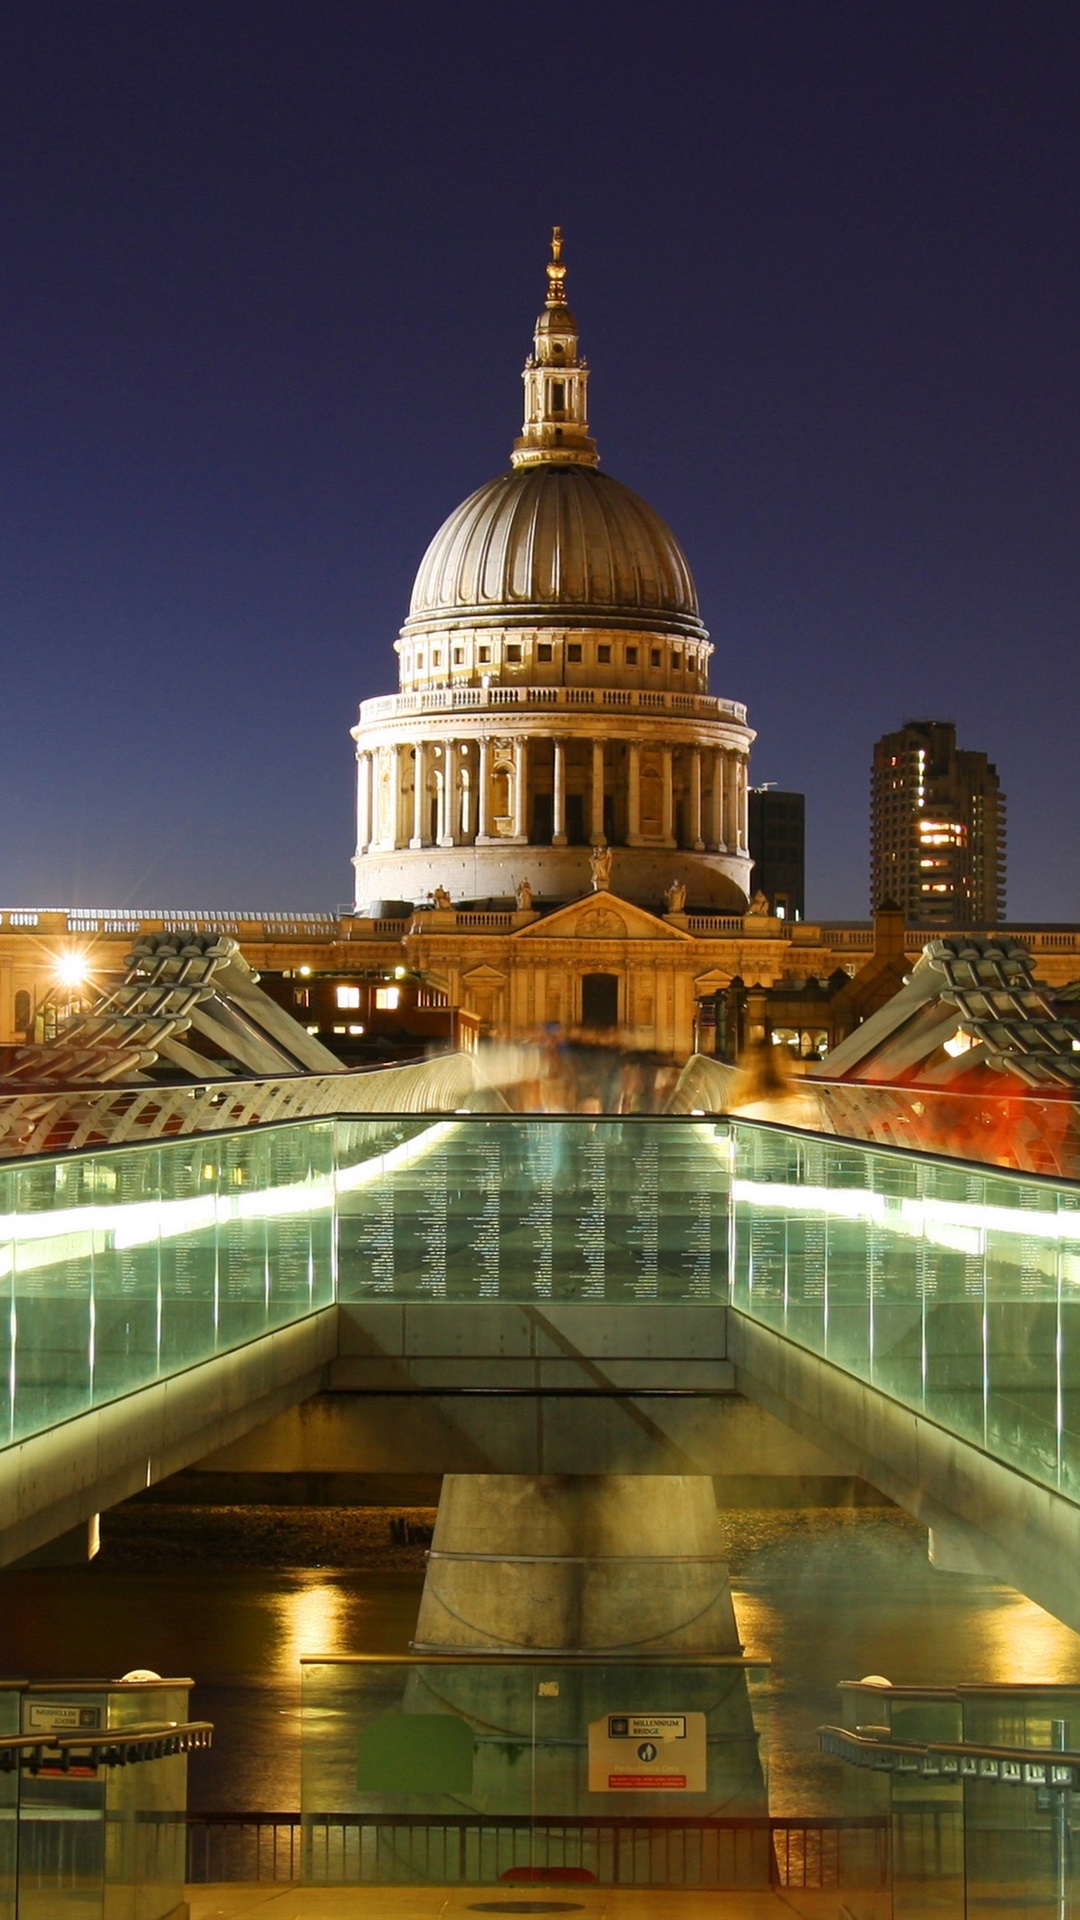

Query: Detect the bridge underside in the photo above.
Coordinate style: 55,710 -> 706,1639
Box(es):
0,1308 -> 337,1568
724,1309 -> 1080,1634
54,1299 -> 1074,1640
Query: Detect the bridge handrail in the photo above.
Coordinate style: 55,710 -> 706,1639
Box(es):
820,1723 -> 1080,1785
0,1720 -> 214,1773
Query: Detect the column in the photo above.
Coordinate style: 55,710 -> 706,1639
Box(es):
552,737 -> 567,845
411,741 -> 427,847
711,749 -> 725,851
438,739 -> 457,845
355,750 -> 372,855
661,743 -> 675,846
627,740 -> 642,844
723,752 -> 738,854
690,746 -> 704,851
590,738 -> 606,845
460,742 -> 475,841
737,756 -> 748,853
477,735 -> 491,840
512,735 -> 528,840
392,743 -> 408,847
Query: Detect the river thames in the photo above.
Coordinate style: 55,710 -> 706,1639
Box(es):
0,1499 -> 1077,1818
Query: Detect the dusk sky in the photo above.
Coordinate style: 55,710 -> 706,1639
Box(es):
3,2 -> 1079,921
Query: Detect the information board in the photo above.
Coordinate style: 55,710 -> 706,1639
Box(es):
587,1710 -> 707,1792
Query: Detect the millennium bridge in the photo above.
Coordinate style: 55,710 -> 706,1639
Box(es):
2,1050 -> 1080,1638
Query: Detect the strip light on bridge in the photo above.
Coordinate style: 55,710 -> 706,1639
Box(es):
731,1177 -> 1080,1267
0,1119 -> 460,1275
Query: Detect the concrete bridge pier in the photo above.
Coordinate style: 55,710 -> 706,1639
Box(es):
413,1472 -> 744,1655
377,1473 -> 769,1886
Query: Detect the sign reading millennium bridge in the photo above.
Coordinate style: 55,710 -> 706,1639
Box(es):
588,1712 -> 708,1792
339,1120 -> 728,1303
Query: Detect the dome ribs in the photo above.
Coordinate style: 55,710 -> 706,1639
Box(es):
555,470 -> 573,602
593,471 -> 628,607
475,476 -> 511,607
404,465 -> 705,636
509,470 -> 539,603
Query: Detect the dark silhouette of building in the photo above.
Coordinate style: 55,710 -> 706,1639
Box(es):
748,788 -> 805,920
871,720 -> 1005,925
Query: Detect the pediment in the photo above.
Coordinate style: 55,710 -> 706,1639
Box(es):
461,962 -> 508,984
513,892 -> 692,942
694,968 -> 733,993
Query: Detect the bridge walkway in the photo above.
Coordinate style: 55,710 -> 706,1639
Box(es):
186,1882 -> 841,1917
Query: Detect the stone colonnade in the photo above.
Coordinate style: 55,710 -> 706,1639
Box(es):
355,732 -> 749,858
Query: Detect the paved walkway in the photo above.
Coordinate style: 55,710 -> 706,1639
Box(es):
187,1885 -> 855,1918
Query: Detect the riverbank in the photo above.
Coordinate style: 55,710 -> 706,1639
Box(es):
95,1498 -> 920,1575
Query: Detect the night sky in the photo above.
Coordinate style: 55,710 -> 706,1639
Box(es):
3,2 -> 1079,921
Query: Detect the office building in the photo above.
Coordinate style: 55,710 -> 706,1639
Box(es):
871,720 -> 1005,925
748,788 -> 805,920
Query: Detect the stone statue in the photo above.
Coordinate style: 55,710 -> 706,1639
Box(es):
589,844 -> 613,891
664,879 -> 687,914
515,878 -> 534,911
747,890 -> 771,916
430,885 -> 452,910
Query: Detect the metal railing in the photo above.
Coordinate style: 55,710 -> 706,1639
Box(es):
187,1813 -> 304,1883
185,1810 -> 888,1889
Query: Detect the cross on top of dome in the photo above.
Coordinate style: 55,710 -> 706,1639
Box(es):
513,227 -> 599,469
546,225 -> 567,306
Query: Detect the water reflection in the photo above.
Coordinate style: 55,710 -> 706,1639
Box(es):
0,1558 -> 423,1810
976,1590 -> 1080,1685
725,1509 -> 1080,1812
0,1507 -> 1076,1817
268,1579 -> 353,1670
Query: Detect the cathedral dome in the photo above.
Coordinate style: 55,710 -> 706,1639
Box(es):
405,464 -> 705,640
353,231 -> 754,929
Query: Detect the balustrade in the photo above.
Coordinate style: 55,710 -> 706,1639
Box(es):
359,686 -> 748,724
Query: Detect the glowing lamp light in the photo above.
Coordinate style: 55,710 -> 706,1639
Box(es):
943,1029 -> 974,1058
55,953 -> 89,988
